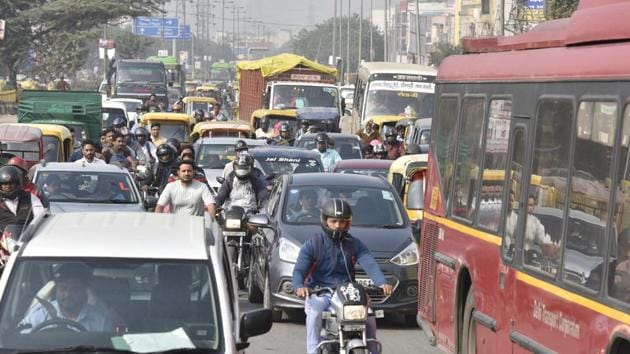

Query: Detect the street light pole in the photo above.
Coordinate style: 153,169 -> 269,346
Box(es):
359,0 -> 363,71
370,0 -> 373,61
416,0 -> 421,64
384,0 -> 389,61
333,0 -> 337,64
347,0 -> 351,81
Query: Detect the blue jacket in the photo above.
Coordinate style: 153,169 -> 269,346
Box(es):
292,232 -> 386,289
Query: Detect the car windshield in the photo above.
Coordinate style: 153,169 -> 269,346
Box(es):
102,108 -> 126,128
272,85 -> 338,109
118,101 -> 142,113
335,168 -> 388,178
158,123 -> 188,142
254,155 -> 323,176
196,144 -> 235,169
296,138 -> 362,159
0,259 -> 220,352
118,66 -> 165,84
283,185 -> 404,227
34,171 -> 139,204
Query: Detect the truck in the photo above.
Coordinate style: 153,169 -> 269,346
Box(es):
107,59 -> 169,107
17,90 -> 102,142
146,55 -> 186,94
209,62 -> 235,84
236,53 -> 339,123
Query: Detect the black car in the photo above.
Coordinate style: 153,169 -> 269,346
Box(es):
294,133 -> 363,159
249,146 -> 324,177
246,173 -> 418,322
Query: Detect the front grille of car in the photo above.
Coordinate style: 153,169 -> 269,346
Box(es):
355,268 -> 398,304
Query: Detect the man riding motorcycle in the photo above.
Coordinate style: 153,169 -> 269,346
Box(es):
148,144 -> 179,194
293,198 -> 392,354
275,123 -> 295,146
0,165 -> 45,233
193,108 -> 206,123
209,154 -> 267,219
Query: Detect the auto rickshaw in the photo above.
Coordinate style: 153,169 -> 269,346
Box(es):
191,121 -> 252,141
405,118 -> 432,151
185,80 -> 201,96
0,124 -> 44,168
368,115 -> 409,140
139,112 -> 196,143
296,107 -> 340,133
388,154 -> 428,242
182,97 -> 218,118
250,109 -> 297,139
10,123 -> 73,162
196,84 -> 220,100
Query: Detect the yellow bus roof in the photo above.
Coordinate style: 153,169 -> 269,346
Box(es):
140,113 -> 196,125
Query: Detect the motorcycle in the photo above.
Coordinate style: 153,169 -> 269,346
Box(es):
217,205 -> 251,289
0,224 -> 26,273
313,281 -> 384,354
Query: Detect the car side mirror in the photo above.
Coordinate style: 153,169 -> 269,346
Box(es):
248,214 -> 270,228
216,176 -> 225,184
240,308 -> 273,343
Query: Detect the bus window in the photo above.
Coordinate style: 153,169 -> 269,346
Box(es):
433,97 -> 459,208
563,101 -> 617,291
452,97 -> 485,221
479,99 -> 512,231
503,128 -> 526,261
524,99 -> 573,276
609,104 -> 630,303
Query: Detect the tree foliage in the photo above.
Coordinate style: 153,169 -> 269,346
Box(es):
109,27 -> 157,60
0,0 -> 163,88
429,41 -> 462,68
291,15 -> 384,74
546,0 -> 579,20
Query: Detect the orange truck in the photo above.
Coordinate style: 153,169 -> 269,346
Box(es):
236,53 -> 339,122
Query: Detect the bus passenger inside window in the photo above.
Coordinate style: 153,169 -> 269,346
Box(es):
524,195 -> 560,272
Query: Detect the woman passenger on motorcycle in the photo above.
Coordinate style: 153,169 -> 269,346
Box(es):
292,198 -> 393,354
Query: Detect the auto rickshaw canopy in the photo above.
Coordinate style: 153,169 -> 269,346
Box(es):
250,109 -> 297,129
0,124 -> 44,167
7,123 -> 73,162
192,121 -> 252,139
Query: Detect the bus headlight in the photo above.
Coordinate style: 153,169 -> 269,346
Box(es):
279,238 -> 300,263
390,242 -> 419,266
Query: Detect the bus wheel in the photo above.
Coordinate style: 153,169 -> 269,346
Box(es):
462,289 -> 477,354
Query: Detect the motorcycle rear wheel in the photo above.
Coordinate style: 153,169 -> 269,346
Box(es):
348,349 -> 368,354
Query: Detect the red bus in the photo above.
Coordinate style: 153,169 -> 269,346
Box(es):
417,1 -> 630,353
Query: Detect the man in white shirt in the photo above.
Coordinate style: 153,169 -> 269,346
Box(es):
524,195 -> 560,264
74,140 -> 106,165
155,161 -> 214,216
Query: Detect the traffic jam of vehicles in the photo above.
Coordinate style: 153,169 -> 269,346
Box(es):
1,0 -> 628,353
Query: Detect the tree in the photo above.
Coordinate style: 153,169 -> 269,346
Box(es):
291,15 -> 384,74
546,0 -> 579,20
109,27 -> 157,60
429,41 -> 462,68
0,0 -> 163,89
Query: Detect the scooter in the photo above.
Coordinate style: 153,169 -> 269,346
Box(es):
218,205 -> 251,289
313,281 -> 384,354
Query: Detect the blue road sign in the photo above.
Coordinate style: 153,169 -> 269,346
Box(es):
178,25 -> 192,40
134,17 -> 180,38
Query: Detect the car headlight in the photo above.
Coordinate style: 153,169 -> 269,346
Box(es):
390,242 -> 419,266
278,238 -> 300,263
343,305 -> 367,321
226,218 -> 241,229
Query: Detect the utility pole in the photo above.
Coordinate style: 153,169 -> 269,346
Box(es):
499,0 -> 505,36
370,0 -> 373,61
347,0 -> 351,81
221,0 -> 225,48
359,0 -> 363,70
173,0 -> 178,57
384,0 -> 389,62
416,0 -> 421,64
339,0 -> 343,64
333,0 -> 336,64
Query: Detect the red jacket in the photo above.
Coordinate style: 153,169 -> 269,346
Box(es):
24,180 -> 38,195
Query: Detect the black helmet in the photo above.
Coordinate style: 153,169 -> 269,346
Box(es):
235,140 -> 248,153
233,153 -> 253,180
315,132 -> 328,144
112,117 -> 126,129
0,165 -> 23,200
134,127 -> 149,137
320,198 -> 352,242
280,123 -> 290,133
194,108 -> 205,121
156,143 -> 176,164
166,138 -> 181,153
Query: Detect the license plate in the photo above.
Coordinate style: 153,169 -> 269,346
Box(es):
223,231 -> 247,237
356,278 -> 374,288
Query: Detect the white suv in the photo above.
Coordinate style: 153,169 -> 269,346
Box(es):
0,212 -> 271,353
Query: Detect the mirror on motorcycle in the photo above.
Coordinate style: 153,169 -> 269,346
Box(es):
216,176 -> 225,184
247,214 -> 271,228
143,195 -> 158,210
239,308 -> 272,342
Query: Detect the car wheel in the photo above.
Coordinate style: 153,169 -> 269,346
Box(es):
247,252 -> 263,303
264,275 -> 283,322
461,288 -> 477,354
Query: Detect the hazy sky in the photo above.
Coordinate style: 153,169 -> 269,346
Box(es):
166,0 -> 386,35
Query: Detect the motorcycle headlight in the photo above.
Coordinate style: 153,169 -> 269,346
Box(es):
343,305 -> 367,321
226,218 -> 241,229
390,242 -> 419,266
278,238 -> 300,263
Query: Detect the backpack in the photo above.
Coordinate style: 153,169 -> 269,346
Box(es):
304,233 -> 357,286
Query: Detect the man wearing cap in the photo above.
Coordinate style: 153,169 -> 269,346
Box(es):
21,263 -> 117,333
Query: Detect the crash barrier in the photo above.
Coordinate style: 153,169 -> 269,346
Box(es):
0,90 -> 17,103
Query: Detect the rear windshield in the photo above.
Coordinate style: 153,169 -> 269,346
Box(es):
254,155 -> 323,176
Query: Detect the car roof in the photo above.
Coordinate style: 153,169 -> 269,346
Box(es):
196,137 -> 266,146
288,172 -> 390,187
297,133 -> 359,141
21,213 -> 209,260
102,101 -> 128,110
34,162 -> 130,173
334,159 -> 393,169
249,146 -> 319,158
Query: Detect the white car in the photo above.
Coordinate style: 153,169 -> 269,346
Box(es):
110,98 -> 144,128
102,100 -> 128,128
0,212 -> 272,353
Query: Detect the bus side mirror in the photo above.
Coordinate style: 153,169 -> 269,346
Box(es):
341,97 -> 346,115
